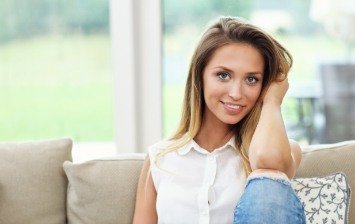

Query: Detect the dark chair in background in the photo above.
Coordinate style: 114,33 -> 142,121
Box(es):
320,64 -> 355,143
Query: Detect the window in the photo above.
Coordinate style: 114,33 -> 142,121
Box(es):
162,0 -> 355,144
0,0 -> 115,160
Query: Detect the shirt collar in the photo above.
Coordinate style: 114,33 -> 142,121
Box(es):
177,136 -> 236,156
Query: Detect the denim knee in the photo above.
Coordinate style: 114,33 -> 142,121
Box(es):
233,177 -> 306,224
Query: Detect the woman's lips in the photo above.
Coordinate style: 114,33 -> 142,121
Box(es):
221,101 -> 244,115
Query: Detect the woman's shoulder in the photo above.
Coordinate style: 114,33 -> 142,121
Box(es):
148,136 -> 191,158
148,138 -> 176,155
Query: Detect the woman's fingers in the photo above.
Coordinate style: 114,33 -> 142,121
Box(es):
263,78 -> 289,105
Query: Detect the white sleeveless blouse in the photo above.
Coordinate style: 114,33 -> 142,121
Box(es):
148,137 -> 247,224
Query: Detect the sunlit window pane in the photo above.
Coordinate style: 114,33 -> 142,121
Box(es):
0,0 -> 113,142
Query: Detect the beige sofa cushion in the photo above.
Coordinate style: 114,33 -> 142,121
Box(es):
64,153 -> 145,224
65,141 -> 355,224
296,141 -> 355,222
0,138 -> 72,224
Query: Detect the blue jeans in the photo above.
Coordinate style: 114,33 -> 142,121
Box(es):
233,176 -> 306,224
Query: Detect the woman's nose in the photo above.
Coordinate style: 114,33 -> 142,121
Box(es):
228,83 -> 243,100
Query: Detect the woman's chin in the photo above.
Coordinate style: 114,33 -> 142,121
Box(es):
221,117 -> 243,125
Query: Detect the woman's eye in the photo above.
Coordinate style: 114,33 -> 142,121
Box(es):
217,72 -> 230,80
246,76 -> 258,84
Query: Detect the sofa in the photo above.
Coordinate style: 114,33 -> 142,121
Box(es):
0,138 -> 354,224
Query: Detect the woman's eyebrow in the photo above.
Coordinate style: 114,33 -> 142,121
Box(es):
246,72 -> 263,76
211,66 -> 234,73
212,66 -> 263,76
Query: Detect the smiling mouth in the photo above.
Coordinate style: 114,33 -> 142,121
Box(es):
222,101 -> 244,109
221,101 -> 245,114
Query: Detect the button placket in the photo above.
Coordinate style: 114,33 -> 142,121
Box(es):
198,155 -> 218,223
207,155 -> 217,205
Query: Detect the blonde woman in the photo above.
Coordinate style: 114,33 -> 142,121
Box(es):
133,17 -> 306,224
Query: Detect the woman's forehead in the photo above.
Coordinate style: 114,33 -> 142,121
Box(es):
206,43 -> 265,73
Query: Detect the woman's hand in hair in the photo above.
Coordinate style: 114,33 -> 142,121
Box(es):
263,77 -> 289,106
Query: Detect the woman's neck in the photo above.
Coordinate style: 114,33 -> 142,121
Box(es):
194,118 -> 233,152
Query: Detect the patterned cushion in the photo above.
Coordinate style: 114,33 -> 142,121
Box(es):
292,172 -> 351,224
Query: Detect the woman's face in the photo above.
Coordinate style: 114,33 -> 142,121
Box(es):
202,43 -> 264,126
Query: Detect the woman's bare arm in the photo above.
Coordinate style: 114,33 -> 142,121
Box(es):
133,156 -> 157,224
248,78 -> 302,179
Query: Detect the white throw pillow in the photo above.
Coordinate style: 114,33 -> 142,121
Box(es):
292,172 -> 351,224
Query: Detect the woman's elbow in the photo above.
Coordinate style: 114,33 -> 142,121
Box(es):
250,150 -> 293,173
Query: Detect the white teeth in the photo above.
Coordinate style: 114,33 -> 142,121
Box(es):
224,103 -> 241,109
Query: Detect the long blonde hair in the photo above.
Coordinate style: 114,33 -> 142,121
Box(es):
155,16 -> 292,176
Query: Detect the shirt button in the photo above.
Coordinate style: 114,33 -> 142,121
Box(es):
207,156 -> 214,162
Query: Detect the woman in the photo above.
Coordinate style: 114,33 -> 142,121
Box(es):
133,17 -> 306,224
